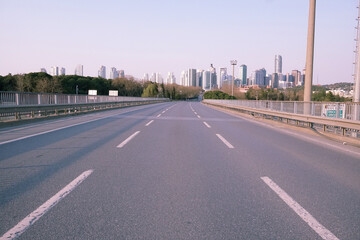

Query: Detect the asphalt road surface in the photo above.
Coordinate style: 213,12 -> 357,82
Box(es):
0,101 -> 359,239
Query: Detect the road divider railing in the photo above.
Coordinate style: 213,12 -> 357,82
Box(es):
0,91 -> 168,121
0,91 -> 163,106
203,99 -> 360,138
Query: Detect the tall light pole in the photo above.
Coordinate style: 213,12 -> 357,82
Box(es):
230,60 -> 237,96
354,0 -> 360,103
304,0 -> 316,114
353,0 -> 360,121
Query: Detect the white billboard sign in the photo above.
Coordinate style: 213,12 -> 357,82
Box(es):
88,90 -> 97,96
109,90 -> 118,96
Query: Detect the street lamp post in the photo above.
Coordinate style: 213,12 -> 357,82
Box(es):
304,0 -> 316,115
230,60 -> 237,96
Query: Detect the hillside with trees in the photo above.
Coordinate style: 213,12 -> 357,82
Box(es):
322,82 -> 353,91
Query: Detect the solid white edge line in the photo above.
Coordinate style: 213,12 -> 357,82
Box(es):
203,122 -> 211,128
216,134 -> 234,148
261,176 -> 339,240
0,170 -> 94,240
117,131 -> 140,148
145,120 -> 154,126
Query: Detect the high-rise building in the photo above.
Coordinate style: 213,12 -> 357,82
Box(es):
180,70 -> 190,86
50,66 -> 59,76
166,72 -> 176,84
210,64 -> 217,89
110,67 -> 119,79
180,71 -> 186,86
292,70 -> 301,86
118,70 -> 125,78
197,70 -> 204,88
75,64 -> 83,76
188,69 -> 197,87
143,73 -> 149,82
265,74 -> 271,86
272,73 -> 279,88
40,68 -> 47,73
251,68 -> 266,86
275,55 -> 282,74
60,67 -> 66,75
98,66 -> 106,78
155,73 -> 163,84
239,65 -> 247,85
203,71 -> 211,90
219,68 -> 227,89
150,73 -> 156,82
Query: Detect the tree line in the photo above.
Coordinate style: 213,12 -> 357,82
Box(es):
204,86 -> 351,102
0,73 -> 201,100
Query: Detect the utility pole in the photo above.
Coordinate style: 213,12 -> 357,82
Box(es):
304,0 -> 316,115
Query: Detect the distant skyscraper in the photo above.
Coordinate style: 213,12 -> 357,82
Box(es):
181,70 -> 190,86
275,55 -> 282,74
75,64 -> 83,76
188,69 -> 197,87
40,68 -> 47,73
203,71 -> 211,90
219,68 -> 227,88
50,66 -> 59,76
60,67 -> 65,75
110,67 -> 119,79
155,73 -> 163,84
239,65 -> 247,85
292,70 -> 301,86
210,64 -> 217,89
150,73 -> 156,82
118,70 -> 125,78
251,68 -> 266,86
197,70 -> 204,88
143,73 -> 149,81
272,73 -> 279,88
166,72 -> 176,84
180,71 -> 186,86
287,73 -> 294,87
98,66 -> 106,78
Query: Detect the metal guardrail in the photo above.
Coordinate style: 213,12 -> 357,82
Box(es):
0,91 -> 168,121
0,91 -> 160,106
203,99 -> 360,138
203,99 -> 360,121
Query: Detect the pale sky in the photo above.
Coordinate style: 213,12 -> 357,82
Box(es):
0,0 -> 357,85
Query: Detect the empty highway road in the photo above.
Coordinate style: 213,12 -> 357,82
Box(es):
0,102 -> 359,239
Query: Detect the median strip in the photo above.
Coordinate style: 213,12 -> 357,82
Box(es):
0,170 -> 94,240
261,176 -> 339,240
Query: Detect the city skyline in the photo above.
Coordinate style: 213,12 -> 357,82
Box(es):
0,0 -> 357,85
